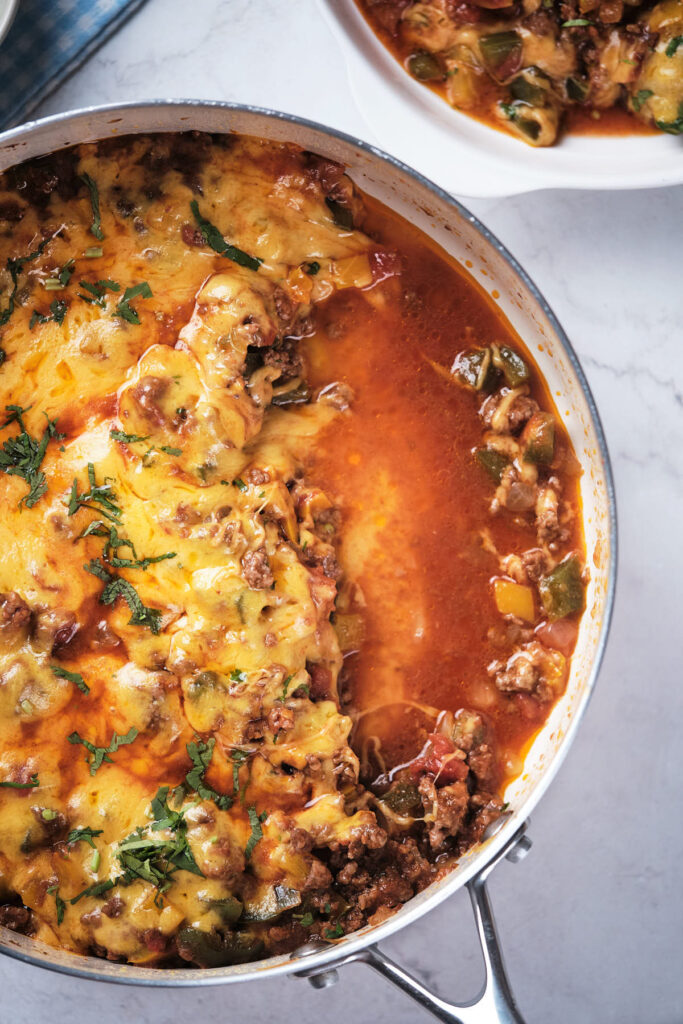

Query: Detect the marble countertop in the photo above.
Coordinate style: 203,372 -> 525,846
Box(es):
2,2 -> 681,1021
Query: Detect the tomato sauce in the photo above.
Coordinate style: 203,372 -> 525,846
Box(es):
305,198 -> 583,788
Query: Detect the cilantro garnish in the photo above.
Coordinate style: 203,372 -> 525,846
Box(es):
277,675 -> 293,702
115,786 -> 203,896
189,201 -> 262,271
0,231 -> 57,330
0,773 -> 39,789
29,299 -> 67,329
69,878 -> 116,905
230,748 -> 250,801
78,279 -> 120,307
110,429 -> 151,444
51,665 -> 89,695
68,462 -> 122,523
666,35 -> 683,57
67,726 -> 138,775
80,172 -> 105,241
0,405 -> 64,508
185,737 -> 232,810
46,885 -> 66,924
83,559 -> 163,633
632,88 -> 654,113
244,806 -> 267,861
114,282 -> 152,324
324,923 -> 344,939
232,477 -> 247,491
656,100 -> 683,135
81,523 -> 176,572
67,826 -> 103,848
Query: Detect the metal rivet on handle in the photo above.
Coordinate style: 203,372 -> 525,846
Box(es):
505,834 -> 532,864
307,969 -> 339,989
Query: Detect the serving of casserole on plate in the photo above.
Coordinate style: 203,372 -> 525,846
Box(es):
321,0 -> 683,195
0,126 -> 595,969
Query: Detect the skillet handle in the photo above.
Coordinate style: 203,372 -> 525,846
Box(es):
296,823 -> 531,1024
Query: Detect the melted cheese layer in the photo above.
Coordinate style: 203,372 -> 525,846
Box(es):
0,133 -> 382,963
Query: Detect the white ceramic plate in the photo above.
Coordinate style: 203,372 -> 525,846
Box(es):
0,0 -> 17,45
320,0 -> 683,197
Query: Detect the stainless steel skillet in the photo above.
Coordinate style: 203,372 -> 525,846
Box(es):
0,100 -> 617,1024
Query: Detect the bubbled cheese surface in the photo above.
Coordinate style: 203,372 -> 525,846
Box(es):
0,133 -> 381,962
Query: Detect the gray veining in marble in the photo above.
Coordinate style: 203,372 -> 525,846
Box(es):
1,1 -> 682,1021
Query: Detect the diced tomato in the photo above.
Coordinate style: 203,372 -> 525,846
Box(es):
409,732 -> 469,785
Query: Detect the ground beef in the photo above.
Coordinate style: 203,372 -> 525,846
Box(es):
102,895 -> 124,918
0,904 -> 32,933
7,148 -> 80,208
303,548 -> 342,581
33,608 -> 78,654
246,467 -> 270,486
241,547 -> 274,589
267,705 -> 294,733
0,592 -> 31,635
302,857 -> 333,891
263,338 -> 304,382
130,375 -> 168,427
521,547 -> 548,583
181,223 -> 204,246
418,776 -> 469,849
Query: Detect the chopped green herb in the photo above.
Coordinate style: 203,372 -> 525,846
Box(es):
67,726 -> 138,775
51,665 -> 89,695
562,18 -> 592,26
185,737 -> 232,810
110,429 -> 151,444
90,849 -> 101,872
46,885 -> 66,924
632,88 -> 654,113
324,923 -> 344,939
244,806 -> 267,861
84,246 -> 103,259
115,786 -> 203,896
0,231 -> 57,329
0,405 -> 64,509
159,445 -> 182,456
230,749 -> 250,799
230,668 -> 247,684
190,200 -> 262,271
69,879 -> 116,905
29,299 -> 67,329
305,261 -> 320,275
666,35 -> 683,57
80,172 -> 105,241
655,100 -> 683,135
68,462 -> 122,523
299,911 -> 314,927
233,477 -> 247,491
0,773 -> 39,789
78,278 -> 120,307
114,282 -> 152,325
277,675 -> 293,702
67,826 -> 103,848
55,259 -> 75,287
84,559 -> 163,633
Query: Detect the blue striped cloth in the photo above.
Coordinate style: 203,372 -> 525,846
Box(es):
0,0 -> 149,131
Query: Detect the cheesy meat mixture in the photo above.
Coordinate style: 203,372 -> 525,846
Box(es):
0,133 -> 407,966
0,133 -> 585,968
